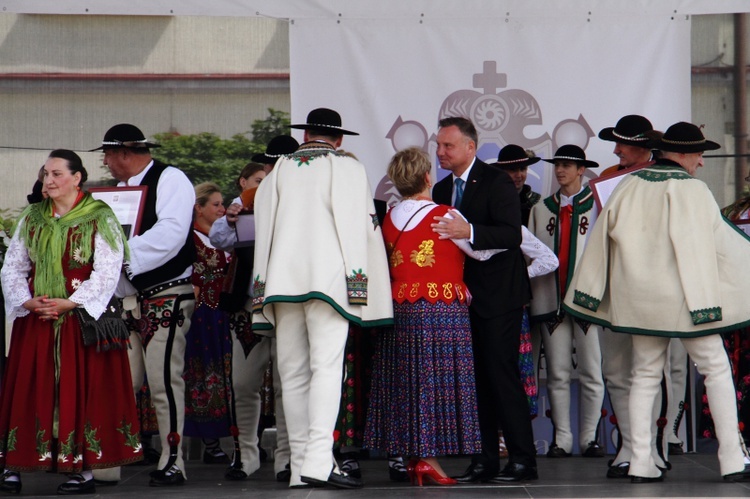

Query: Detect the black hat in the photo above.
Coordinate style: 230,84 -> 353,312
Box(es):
290,108 -> 359,136
494,144 -> 541,169
90,124 -> 160,151
654,122 -> 721,153
598,115 -> 655,148
251,135 -> 300,164
543,144 -> 599,169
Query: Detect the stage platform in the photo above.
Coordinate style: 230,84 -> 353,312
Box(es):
19,451 -> 750,498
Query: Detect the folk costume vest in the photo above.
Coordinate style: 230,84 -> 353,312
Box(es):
528,185 -> 596,327
130,160 -> 196,291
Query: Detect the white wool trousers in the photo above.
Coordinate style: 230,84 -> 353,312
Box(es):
629,334 -> 744,478
231,334 -> 290,476
600,328 -> 665,467
273,300 -> 349,487
541,318 -> 605,453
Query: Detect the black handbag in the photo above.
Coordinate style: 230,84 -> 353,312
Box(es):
74,296 -> 130,352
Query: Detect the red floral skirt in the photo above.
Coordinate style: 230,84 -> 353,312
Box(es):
0,313 -> 142,472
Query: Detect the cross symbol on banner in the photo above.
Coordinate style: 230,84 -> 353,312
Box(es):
473,61 -> 507,94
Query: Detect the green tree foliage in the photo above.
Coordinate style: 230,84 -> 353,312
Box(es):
151,109 -> 290,201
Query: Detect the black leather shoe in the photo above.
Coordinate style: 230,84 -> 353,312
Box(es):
301,471 -> 363,489
224,467 -> 248,481
452,462 -> 499,483
723,464 -> 750,482
668,442 -> 684,455
149,467 -> 186,487
582,441 -> 604,458
546,445 -> 571,458
276,463 -> 291,482
631,473 -> 664,483
0,471 -> 21,495
488,463 -> 538,483
203,449 -> 230,464
57,475 -> 96,495
607,462 -> 630,478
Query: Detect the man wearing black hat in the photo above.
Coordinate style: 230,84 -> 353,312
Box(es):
209,136 -> 299,483
432,117 -> 537,483
251,135 -> 300,172
494,144 -> 542,226
564,122 -> 750,483
93,123 -> 196,486
527,145 -> 605,460
598,114 -> 659,178
596,114 -> 670,479
251,108 -> 392,489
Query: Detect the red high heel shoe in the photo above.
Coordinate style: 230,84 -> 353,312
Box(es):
406,458 -> 419,484
413,460 -> 457,486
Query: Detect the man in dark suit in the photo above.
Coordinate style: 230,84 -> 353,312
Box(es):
432,117 -> 537,483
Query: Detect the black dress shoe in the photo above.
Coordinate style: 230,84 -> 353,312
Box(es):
452,462 -> 499,483
57,475 -> 96,495
203,449 -> 230,464
149,466 -> 186,487
668,442 -> 684,455
546,445 -> 571,458
301,471 -> 363,489
582,441 -> 604,458
488,463 -> 538,483
631,473 -> 664,483
224,467 -> 248,481
276,463 -> 291,482
0,471 -> 21,495
723,464 -> 750,482
606,462 -> 630,478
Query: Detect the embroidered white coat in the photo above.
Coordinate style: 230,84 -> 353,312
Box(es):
563,162 -> 750,337
250,145 -> 393,331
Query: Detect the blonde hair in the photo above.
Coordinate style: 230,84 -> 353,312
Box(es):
387,147 -> 431,198
194,181 -> 222,207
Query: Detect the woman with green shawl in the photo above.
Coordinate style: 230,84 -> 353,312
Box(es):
0,150 -> 142,495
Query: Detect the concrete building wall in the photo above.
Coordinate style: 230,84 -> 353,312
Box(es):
0,14 -> 290,214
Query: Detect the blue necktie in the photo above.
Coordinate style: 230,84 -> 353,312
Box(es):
454,178 -> 465,208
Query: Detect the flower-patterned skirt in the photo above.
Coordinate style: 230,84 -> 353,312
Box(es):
0,314 -> 142,472
183,303 -> 233,439
364,299 -> 481,457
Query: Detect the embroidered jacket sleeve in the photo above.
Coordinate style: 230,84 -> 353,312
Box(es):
69,217 -> 125,319
565,200 -> 611,313
1,216 -> 33,321
126,166 -> 195,276
668,180 -> 723,324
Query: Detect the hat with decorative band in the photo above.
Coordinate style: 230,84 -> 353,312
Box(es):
90,123 -> 160,151
493,144 -> 541,169
251,135 -> 300,164
543,144 -> 599,168
654,122 -> 720,153
598,115 -> 656,148
290,108 -> 359,136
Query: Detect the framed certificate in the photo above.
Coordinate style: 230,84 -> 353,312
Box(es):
589,162 -> 652,210
88,186 -> 148,239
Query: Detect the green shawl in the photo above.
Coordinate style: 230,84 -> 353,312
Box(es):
16,193 -> 129,301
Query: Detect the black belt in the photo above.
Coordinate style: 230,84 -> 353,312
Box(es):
138,277 -> 192,301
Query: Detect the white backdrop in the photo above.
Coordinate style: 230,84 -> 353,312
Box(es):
289,14 -> 691,202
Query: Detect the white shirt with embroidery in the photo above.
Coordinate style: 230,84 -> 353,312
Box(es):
2,216 -> 124,321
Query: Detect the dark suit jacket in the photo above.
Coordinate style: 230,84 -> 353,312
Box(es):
433,159 -> 531,318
